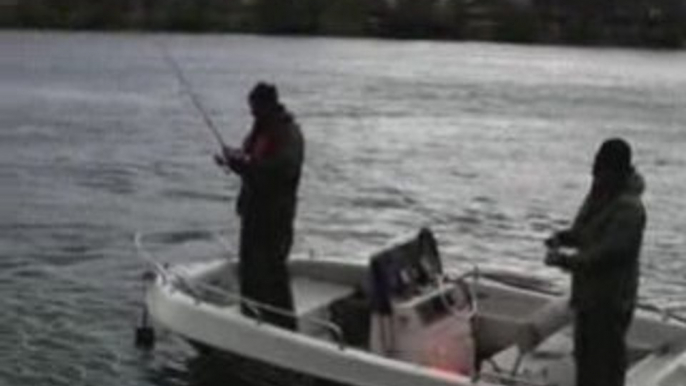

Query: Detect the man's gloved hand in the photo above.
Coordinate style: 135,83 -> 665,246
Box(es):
544,249 -> 564,267
544,233 -> 562,249
227,153 -> 248,174
545,248 -> 575,270
226,147 -> 250,175
214,153 -> 227,166
214,146 -> 248,174
214,152 -> 230,175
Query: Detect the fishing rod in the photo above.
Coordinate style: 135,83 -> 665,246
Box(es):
158,41 -> 227,149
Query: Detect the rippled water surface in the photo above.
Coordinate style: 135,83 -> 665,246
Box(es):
1,31 -> 685,386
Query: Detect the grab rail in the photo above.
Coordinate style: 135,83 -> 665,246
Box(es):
134,230 -> 347,348
660,305 -> 686,325
134,232 -> 171,284
442,266 -> 480,320
663,303 -> 686,314
637,300 -> 686,325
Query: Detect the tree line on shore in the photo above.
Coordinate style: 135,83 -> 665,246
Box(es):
1,0 -> 684,47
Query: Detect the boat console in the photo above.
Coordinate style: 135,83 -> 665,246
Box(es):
368,228 -> 476,375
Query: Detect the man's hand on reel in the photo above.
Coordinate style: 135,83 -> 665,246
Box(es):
214,146 -> 249,175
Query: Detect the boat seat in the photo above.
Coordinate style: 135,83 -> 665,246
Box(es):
291,277 -> 355,339
292,277 -> 355,316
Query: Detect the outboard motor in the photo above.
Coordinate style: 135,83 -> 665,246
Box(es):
368,228 -> 475,375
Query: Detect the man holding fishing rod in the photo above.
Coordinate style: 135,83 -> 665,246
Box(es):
215,82 -> 304,330
545,138 -> 646,386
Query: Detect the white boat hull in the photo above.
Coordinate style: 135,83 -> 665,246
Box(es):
146,260 -> 474,386
143,252 -> 686,386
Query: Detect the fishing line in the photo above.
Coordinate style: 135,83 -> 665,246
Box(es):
158,40 -> 227,149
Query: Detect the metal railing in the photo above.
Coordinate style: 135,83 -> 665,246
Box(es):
637,299 -> 686,325
441,266 -> 481,321
134,230 -> 346,348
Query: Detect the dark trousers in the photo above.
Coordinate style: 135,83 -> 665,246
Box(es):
574,306 -> 634,386
239,215 -> 296,330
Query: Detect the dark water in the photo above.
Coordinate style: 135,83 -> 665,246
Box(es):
1,31 -> 685,386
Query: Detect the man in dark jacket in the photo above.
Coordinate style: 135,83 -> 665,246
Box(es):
216,82 -> 304,330
545,138 -> 646,386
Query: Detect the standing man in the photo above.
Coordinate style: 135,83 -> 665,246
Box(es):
545,138 -> 646,386
216,82 -> 304,330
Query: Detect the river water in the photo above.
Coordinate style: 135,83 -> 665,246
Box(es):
1,31 -> 685,386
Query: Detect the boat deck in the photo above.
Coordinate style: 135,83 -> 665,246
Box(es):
482,327 -> 575,386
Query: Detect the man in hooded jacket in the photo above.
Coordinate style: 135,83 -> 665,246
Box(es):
545,138 -> 646,386
216,82 -> 304,330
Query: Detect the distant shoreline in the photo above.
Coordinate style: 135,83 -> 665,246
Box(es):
2,0 -> 684,49
2,27 -> 684,51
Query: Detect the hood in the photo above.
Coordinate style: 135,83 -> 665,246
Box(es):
623,170 -> 645,197
277,104 -> 295,126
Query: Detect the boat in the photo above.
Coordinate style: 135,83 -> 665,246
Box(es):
136,227 -> 686,386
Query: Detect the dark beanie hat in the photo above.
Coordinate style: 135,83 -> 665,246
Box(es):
593,138 -> 632,176
249,82 -> 279,106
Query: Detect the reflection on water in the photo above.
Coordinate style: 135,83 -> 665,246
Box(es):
1,31 -> 685,386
